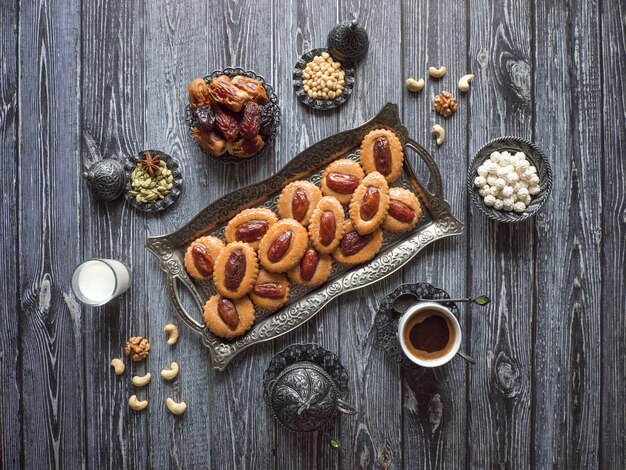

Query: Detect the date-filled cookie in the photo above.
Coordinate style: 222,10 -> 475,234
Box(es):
184,236 -> 225,281
382,188 -> 422,233
288,247 -> 333,287
203,294 -> 255,339
308,196 -> 345,254
349,172 -> 390,235
213,242 -> 259,299
320,159 -> 365,205
277,181 -> 322,227
258,219 -> 309,272
359,129 -> 404,184
250,270 -> 291,311
224,208 -> 278,251
332,220 -> 383,266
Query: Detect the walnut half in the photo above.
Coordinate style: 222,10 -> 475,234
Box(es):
124,336 -> 151,361
433,91 -> 457,118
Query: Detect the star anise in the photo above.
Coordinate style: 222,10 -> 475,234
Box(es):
139,152 -> 161,176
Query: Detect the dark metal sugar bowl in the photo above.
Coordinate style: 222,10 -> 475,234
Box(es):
264,344 -> 355,433
327,19 -> 369,63
82,158 -> 127,201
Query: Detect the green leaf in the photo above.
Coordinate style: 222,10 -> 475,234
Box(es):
475,295 -> 490,306
329,438 -> 341,449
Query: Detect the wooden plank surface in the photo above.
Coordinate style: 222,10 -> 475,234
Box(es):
1,0 -> 625,468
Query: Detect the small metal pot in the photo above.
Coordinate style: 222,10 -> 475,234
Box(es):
327,20 -> 369,63
82,158 -> 126,201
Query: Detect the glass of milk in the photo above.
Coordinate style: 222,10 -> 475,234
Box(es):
71,259 -> 132,306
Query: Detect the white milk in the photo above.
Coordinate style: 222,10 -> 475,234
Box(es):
72,259 -> 131,305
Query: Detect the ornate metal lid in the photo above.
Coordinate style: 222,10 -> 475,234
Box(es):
327,20 -> 369,63
82,158 -> 127,201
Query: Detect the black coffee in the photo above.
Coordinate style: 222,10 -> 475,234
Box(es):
402,310 -> 455,361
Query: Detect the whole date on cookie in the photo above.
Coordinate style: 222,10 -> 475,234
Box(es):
388,200 -> 416,223
319,211 -> 337,246
252,282 -> 287,299
360,187 -> 380,221
224,250 -> 246,291
291,190 -> 309,223
299,248 -> 319,281
217,299 -> 240,330
326,173 -> 360,194
191,244 -> 214,277
373,137 -> 392,176
235,220 -> 269,243
340,231 -> 372,256
267,232 -> 292,263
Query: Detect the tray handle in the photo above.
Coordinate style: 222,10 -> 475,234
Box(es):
404,137 -> 444,201
167,275 -> 206,334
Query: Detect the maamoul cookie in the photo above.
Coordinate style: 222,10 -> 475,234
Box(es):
213,242 -> 259,299
383,188 -> 422,233
349,172 -> 390,235
332,220 -> 383,265
225,208 -> 278,250
360,129 -> 404,183
277,181 -> 322,226
203,294 -> 255,339
320,159 -> 365,205
184,236 -> 225,281
287,247 -> 333,287
308,196 -> 345,254
250,270 -> 291,311
258,219 -> 309,272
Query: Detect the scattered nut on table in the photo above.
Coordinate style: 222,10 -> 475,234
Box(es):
161,362 -> 180,381
406,77 -> 424,92
131,372 -> 152,387
432,124 -> 445,145
163,324 -> 179,345
128,395 -> 148,411
110,358 -> 125,375
166,398 -> 187,415
433,91 -> 457,118
124,336 -> 151,362
458,74 -> 474,92
428,66 -> 447,78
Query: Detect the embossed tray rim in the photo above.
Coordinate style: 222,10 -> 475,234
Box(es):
147,103 -> 464,371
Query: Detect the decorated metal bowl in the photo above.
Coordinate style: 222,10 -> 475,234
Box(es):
467,136 -> 552,223
185,67 -> 280,164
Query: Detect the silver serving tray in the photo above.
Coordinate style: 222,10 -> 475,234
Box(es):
147,103 -> 463,370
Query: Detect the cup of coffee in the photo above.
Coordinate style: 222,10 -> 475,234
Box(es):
397,302 -> 462,367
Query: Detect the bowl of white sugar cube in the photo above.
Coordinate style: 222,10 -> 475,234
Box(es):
468,137 -> 552,223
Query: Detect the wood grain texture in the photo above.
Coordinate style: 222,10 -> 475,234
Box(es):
599,0 -> 625,466
0,0 -> 21,468
143,0 -> 214,468
337,1 -> 404,469
272,0 -> 342,468
80,0 -> 148,467
532,0 -> 602,467
467,0 -> 535,467
17,0 -> 84,467
400,0 -> 469,468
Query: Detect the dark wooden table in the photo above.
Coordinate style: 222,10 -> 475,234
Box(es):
1,0 -> 624,468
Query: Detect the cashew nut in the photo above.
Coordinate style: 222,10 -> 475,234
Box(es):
161,362 -> 179,381
110,358 -> 125,375
458,74 -> 474,92
406,77 -> 425,92
166,398 -> 187,415
428,66 -> 447,78
128,395 -> 148,411
131,372 -> 152,387
432,124 -> 445,146
163,323 -> 179,346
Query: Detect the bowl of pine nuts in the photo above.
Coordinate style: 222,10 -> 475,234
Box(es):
293,48 -> 355,110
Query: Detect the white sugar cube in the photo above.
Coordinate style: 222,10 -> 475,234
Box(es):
490,152 -> 501,163
486,175 -> 498,186
506,172 -> 520,183
478,187 -> 490,197
528,184 -> 541,195
494,178 -> 506,189
477,165 -> 489,177
484,195 -> 496,206
529,174 -> 540,185
493,199 -> 504,210
474,176 -> 487,187
496,167 -> 509,178
515,152 -> 526,161
513,201 -> 526,213
488,186 -> 499,196
517,187 -> 530,199
503,201 -> 514,211
501,186 -> 514,197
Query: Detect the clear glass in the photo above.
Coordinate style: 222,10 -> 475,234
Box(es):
71,259 -> 132,306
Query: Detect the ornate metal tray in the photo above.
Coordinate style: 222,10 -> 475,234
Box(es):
147,103 -> 463,370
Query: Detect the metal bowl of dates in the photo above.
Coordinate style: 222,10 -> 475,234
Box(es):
292,48 -> 355,111
185,67 -> 280,164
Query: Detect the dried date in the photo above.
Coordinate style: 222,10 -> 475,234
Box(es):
258,104 -> 274,136
224,249 -> 246,291
217,299 -> 240,330
235,220 -> 269,242
239,101 -> 261,139
340,231 -> 372,256
360,187 -> 380,221
194,106 -> 215,131
188,78 -> 211,108
291,190 -> 309,222
388,200 -> 416,223
373,137 -> 392,175
267,231 -> 292,263
326,173 -> 360,194
191,244 -> 214,277
299,248 -> 319,281
214,105 -> 240,140
319,211 -> 336,246
253,283 -> 286,299
208,77 -> 249,112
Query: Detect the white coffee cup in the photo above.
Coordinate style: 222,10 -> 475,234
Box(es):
397,302 -> 462,367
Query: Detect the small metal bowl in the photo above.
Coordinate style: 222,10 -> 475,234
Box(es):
467,136 -> 552,223
124,150 -> 182,213
292,48 -> 355,110
185,67 -> 280,164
